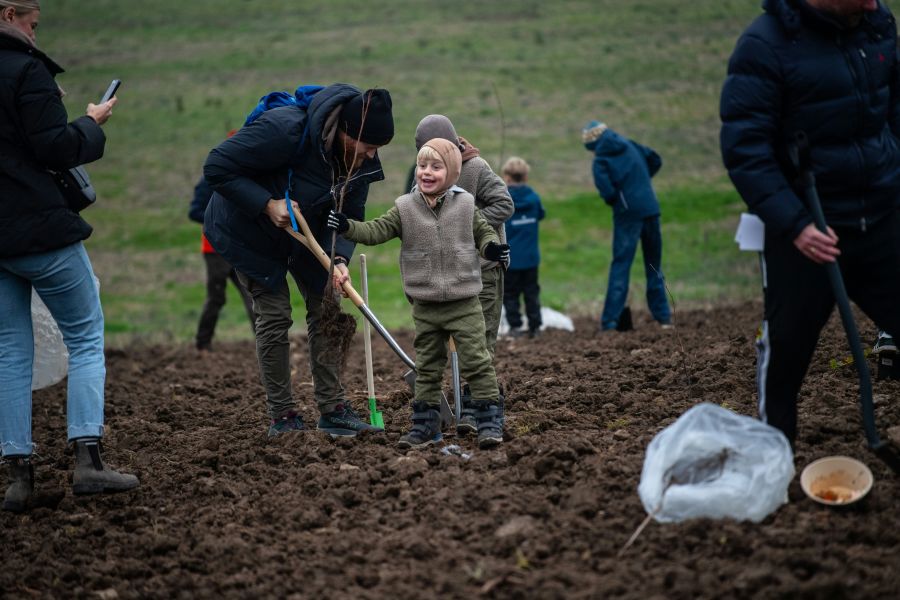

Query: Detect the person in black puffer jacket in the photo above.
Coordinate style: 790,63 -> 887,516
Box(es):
0,0 -> 138,513
720,0 -> 900,446
204,85 -> 394,439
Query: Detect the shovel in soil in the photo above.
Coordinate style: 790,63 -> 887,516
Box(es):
359,254 -> 384,428
449,337 -> 462,428
790,131 -> 900,474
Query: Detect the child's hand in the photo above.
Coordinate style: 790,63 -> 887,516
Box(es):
327,209 -> 350,233
484,242 -> 510,265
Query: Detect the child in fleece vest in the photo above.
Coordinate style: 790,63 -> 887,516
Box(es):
327,138 -> 510,450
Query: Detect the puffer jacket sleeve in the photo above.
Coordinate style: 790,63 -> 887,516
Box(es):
204,111 -> 301,218
474,208 -> 500,253
18,60 -> 105,169
889,46 -> 900,138
188,176 -> 213,223
720,34 -> 811,239
591,151 -> 618,205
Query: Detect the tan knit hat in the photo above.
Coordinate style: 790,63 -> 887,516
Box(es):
420,138 -> 462,190
581,120 -> 608,145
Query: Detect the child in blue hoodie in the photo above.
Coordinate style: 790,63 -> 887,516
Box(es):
501,157 -> 545,338
582,120 -> 672,331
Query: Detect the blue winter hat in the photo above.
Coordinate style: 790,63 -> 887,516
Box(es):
581,120 -> 608,145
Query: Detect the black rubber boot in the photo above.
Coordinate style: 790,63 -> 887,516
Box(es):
474,402 -> 504,449
73,439 -> 140,495
2,456 -> 34,513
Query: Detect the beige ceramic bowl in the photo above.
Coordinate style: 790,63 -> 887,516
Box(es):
800,456 -> 873,506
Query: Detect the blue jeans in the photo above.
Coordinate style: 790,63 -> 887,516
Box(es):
601,215 -> 671,330
0,242 -> 105,457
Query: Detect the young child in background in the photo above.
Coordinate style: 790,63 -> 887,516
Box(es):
327,138 -> 510,449
501,157 -> 545,338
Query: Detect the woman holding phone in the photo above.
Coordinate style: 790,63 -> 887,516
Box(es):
0,0 -> 138,513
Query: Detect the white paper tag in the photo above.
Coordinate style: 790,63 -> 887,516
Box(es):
735,213 -> 765,252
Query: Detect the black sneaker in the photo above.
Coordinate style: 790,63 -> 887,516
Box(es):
317,403 -> 384,437
267,411 -> 305,438
873,331 -> 897,354
398,402 -> 442,449
455,384 -> 477,436
474,402 -> 503,449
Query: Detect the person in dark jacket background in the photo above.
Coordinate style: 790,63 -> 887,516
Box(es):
720,0 -> 900,445
501,156 -> 545,338
0,0 -> 138,513
188,130 -> 255,352
583,121 -> 672,332
204,85 -> 393,438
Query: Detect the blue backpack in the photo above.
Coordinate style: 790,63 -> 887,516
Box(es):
243,84 -> 325,231
244,84 -> 324,127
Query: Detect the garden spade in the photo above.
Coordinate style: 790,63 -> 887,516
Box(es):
359,254 -> 384,428
790,131 -> 900,474
283,205 -> 416,373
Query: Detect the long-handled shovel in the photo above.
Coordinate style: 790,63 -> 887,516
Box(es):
790,131 -> 900,474
283,205 -> 416,373
359,254 -> 384,428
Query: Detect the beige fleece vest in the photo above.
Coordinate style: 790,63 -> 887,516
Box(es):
396,188 -> 482,302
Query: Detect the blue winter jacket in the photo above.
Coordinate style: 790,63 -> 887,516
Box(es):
203,83 -> 384,290
585,129 -> 662,220
720,0 -> 900,239
504,184 -> 545,270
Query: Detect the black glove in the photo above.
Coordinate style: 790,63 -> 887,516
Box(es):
326,209 -> 349,234
483,242 -> 510,265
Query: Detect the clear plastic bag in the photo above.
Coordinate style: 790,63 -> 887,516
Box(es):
638,403 -> 794,523
31,289 -> 69,391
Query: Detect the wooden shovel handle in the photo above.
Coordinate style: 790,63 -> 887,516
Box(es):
283,206 -> 366,308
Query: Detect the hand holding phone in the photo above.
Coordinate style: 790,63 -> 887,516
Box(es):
101,79 -> 121,104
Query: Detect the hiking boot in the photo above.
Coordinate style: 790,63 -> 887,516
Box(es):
268,411 -> 305,437
455,384 -> 477,436
873,331 -> 897,355
73,439 -> 140,495
508,327 -> 526,339
398,402 -> 443,449
528,328 -> 541,339
2,456 -> 34,513
317,403 -> 384,437
474,401 -> 503,449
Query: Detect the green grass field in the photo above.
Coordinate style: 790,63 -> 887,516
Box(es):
35,0 -> 764,345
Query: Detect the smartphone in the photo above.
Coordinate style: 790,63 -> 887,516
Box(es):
100,79 -> 121,103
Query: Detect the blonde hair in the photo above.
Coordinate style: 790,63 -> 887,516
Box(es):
502,156 -> 530,182
416,144 -> 443,165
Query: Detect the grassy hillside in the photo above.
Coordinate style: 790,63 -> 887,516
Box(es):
36,0 -> 764,344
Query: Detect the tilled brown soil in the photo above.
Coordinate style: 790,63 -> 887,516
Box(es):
3,302 -> 900,599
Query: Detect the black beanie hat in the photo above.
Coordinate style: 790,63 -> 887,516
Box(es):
340,88 -> 394,146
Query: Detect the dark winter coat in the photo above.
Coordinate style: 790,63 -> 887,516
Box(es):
504,184 -> 545,270
0,31 -> 106,258
203,83 -> 384,290
188,176 -> 213,224
585,128 -> 662,220
720,0 -> 900,239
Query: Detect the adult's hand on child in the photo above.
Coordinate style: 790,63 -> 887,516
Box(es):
264,199 -> 298,229
484,242 -> 510,264
327,209 -> 350,233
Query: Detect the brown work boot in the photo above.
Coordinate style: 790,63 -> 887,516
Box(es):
2,456 -> 34,513
72,439 -> 139,495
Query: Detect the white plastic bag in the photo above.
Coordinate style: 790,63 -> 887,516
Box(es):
31,289 -> 69,390
638,403 -> 794,523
